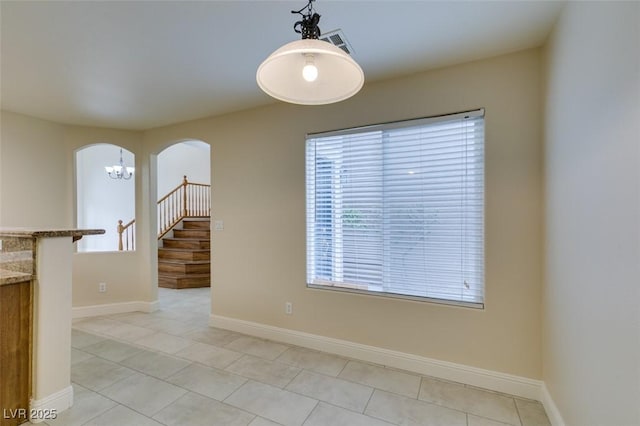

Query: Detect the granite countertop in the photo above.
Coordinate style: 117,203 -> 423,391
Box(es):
0,228 -> 104,285
0,268 -> 32,285
0,228 -> 105,239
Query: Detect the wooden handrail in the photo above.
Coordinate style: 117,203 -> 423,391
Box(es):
117,219 -> 135,251
117,175 -> 211,250
157,175 -> 211,239
157,176 -> 188,205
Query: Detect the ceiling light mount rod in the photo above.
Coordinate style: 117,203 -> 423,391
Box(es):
256,0 -> 364,105
292,0 -> 321,40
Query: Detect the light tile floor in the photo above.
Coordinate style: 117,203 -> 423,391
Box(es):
32,288 -> 551,426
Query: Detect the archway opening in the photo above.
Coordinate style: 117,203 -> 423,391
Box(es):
156,140 -> 211,294
76,144 -> 135,252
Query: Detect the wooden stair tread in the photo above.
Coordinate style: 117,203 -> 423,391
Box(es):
158,274 -> 210,289
173,230 -> 210,237
162,238 -> 210,249
158,272 -> 210,278
158,247 -> 209,252
158,259 -> 210,265
159,248 -> 210,261
182,220 -> 210,229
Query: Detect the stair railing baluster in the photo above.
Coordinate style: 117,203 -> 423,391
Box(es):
182,176 -> 188,217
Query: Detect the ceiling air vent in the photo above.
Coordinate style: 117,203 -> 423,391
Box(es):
320,29 -> 355,55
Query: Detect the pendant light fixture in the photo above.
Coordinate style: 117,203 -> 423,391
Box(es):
105,148 -> 134,180
257,0 -> 364,105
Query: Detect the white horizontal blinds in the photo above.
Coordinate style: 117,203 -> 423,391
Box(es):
382,117 -> 484,303
306,110 -> 484,305
306,131 -> 385,287
338,132 -> 384,287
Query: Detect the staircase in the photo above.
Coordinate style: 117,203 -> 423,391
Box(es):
158,218 -> 210,289
117,176 -> 211,289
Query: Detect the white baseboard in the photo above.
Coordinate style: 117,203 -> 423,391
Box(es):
29,385 -> 73,423
541,383 -> 566,426
209,314 -> 543,401
72,300 -> 159,318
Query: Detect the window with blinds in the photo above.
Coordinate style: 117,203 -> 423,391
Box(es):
305,109 -> 485,307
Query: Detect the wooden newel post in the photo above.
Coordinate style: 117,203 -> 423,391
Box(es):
182,175 -> 188,217
117,220 -> 124,251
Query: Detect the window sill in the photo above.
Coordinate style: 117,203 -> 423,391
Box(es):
307,282 -> 484,309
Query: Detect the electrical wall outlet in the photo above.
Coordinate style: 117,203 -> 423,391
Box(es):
285,302 -> 292,315
99,282 -> 107,293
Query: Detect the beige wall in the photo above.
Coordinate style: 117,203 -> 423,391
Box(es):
0,111 -> 69,227
543,2 -> 640,425
145,48 -> 544,378
72,252 -> 148,305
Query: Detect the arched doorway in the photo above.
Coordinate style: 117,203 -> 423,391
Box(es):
155,140 -> 211,292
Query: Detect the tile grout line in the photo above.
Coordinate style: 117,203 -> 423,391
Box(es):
74,290 -> 542,426
85,331 -> 253,425
299,399 -> 321,426
70,392 -> 119,426
92,372 -> 187,420
362,386 -> 377,415
73,324 -> 253,423
79,324 -> 481,423
221,379 -> 318,424
513,396 -> 525,426
76,384 -> 170,426
282,365 -> 305,389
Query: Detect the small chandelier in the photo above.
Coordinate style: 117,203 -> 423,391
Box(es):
105,148 -> 134,180
256,0 -> 364,105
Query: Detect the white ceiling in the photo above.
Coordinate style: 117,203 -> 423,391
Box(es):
1,1 -> 564,130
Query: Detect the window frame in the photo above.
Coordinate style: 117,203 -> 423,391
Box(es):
305,109 -> 485,309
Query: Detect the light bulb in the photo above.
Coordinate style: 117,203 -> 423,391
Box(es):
302,55 -> 318,82
302,63 -> 318,82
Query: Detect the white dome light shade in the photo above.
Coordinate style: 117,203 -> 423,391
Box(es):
257,39 -> 364,105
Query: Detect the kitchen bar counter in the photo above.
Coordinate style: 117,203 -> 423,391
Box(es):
0,227 -> 104,424
0,229 -> 103,287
